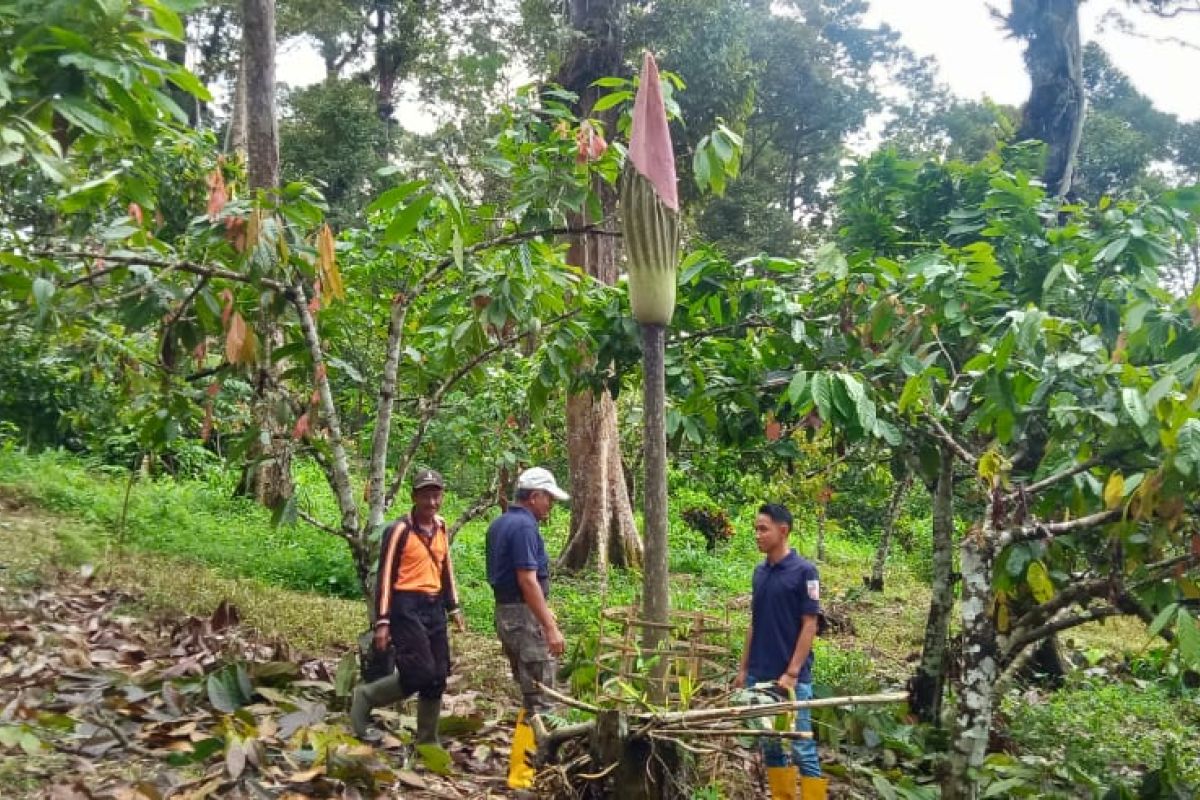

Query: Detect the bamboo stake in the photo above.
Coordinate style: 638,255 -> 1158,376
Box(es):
637,691 -> 910,727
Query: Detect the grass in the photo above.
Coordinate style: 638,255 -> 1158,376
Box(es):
4,447 -> 1194,794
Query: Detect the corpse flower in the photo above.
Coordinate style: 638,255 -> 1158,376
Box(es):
621,51 -> 680,326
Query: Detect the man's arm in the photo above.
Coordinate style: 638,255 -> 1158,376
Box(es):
441,537 -> 466,632
516,569 -> 565,657
372,522 -> 403,651
777,614 -> 819,692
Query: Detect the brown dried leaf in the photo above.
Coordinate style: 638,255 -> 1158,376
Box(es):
291,413 -> 310,442
206,169 -> 227,219
316,224 -> 344,304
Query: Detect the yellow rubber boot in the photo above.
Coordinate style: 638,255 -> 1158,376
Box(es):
506,709 -> 537,790
766,766 -> 799,800
799,775 -> 829,800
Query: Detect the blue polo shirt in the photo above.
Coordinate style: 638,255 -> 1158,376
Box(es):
747,550 -> 821,683
485,506 -> 550,603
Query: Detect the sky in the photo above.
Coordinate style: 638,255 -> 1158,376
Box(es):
860,0 -> 1200,122
275,1 -> 1200,129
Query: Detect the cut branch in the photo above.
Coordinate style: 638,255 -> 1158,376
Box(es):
1000,508 -> 1124,548
1002,605 -> 1123,664
635,691 -> 909,728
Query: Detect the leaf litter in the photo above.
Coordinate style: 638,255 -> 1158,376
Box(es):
0,564 -> 518,798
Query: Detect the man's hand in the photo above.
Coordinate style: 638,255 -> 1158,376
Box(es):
776,671 -> 798,693
450,609 -> 466,633
545,624 -> 565,657
373,623 -> 391,652
733,669 -> 747,689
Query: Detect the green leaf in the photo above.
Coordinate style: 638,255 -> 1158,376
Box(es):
811,373 -> 834,423
53,97 -> 114,135
1147,603 -> 1179,638
207,665 -> 251,713
416,743 -> 453,775
334,651 -> 356,698
1026,561 -> 1054,604
367,180 -> 425,215
382,194 -> 434,245
591,76 -> 629,88
1121,388 -> 1150,428
786,371 -> 808,405
1096,235 -> 1129,264
591,90 -> 632,112
1176,611 -> 1200,667
1174,418 -> 1200,477
31,277 -> 55,309
1145,374 -> 1175,409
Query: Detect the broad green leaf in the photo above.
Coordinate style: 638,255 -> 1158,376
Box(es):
31,277 -> 55,309
811,373 -> 834,423
53,97 -> 114,135
334,651 -> 356,697
1121,388 -> 1150,428
1146,602 -> 1179,638
1004,544 -> 1032,578
1026,561 -> 1054,604
382,194 -> 434,245
1176,610 -> 1200,667
1174,418 -> 1200,477
591,90 -> 631,112
1096,235 -> 1129,264
416,743 -> 453,775
207,665 -> 250,713
898,375 -> 926,414
1145,374 -> 1176,409
367,180 -> 425,215
591,76 -> 629,88
786,371 -> 808,405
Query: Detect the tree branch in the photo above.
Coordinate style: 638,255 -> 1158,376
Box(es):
1000,508 -> 1123,548
1006,457 -> 1106,502
382,309 -> 579,513
447,484 -> 498,544
297,509 -> 345,540
925,416 -> 978,466
287,281 -> 359,536
31,249 -> 289,292
1002,605 -> 1123,666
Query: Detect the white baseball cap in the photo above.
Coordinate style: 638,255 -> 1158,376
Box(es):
516,467 -> 570,501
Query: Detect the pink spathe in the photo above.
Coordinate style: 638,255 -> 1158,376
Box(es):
628,51 -> 679,212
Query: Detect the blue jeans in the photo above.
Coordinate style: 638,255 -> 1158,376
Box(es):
745,675 -> 821,777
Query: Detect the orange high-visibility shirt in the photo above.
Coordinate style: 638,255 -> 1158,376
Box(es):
376,516 -> 456,619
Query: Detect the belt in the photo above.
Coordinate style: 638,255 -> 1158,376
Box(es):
394,591 -> 442,603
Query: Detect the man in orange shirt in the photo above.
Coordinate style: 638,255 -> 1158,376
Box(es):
351,468 -> 465,744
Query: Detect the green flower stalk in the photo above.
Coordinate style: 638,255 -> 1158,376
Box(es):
622,52 -> 680,326
624,51 -> 679,704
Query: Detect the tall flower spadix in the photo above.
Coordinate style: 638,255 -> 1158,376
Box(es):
621,51 -> 680,326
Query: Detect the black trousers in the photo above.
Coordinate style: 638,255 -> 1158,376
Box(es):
389,592 -> 450,700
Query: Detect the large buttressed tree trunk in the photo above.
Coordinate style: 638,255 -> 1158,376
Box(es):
237,0 -> 293,507
555,0 -> 643,571
1009,0 -> 1085,199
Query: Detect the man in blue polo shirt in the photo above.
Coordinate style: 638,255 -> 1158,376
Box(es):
735,503 -> 827,800
486,466 -> 569,791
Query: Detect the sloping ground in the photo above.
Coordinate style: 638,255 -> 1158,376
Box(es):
0,495 -> 528,799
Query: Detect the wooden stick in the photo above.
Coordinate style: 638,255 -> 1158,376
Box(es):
637,691 -> 909,727
650,728 -> 814,740
535,682 -> 601,714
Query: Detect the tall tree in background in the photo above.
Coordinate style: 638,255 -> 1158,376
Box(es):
1007,0 -> 1085,199
555,0 -> 644,572
237,0 -> 293,507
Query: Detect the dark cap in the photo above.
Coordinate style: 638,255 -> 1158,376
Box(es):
412,468 -> 444,491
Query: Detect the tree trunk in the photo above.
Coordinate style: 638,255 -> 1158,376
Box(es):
944,517 -> 999,800
868,473 -> 913,591
243,0 -> 279,192
641,323 -> 670,704
560,391 -> 643,570
1011,0 -> 1085,199
225,46 -> 248,155
815,500 -> 827,562
910,446 -> 955,724
554,0 -> 642,572
235,0 -> 291,508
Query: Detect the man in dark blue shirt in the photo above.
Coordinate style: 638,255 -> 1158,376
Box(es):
735,503 -> 826,800
486,466 -> 569,791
